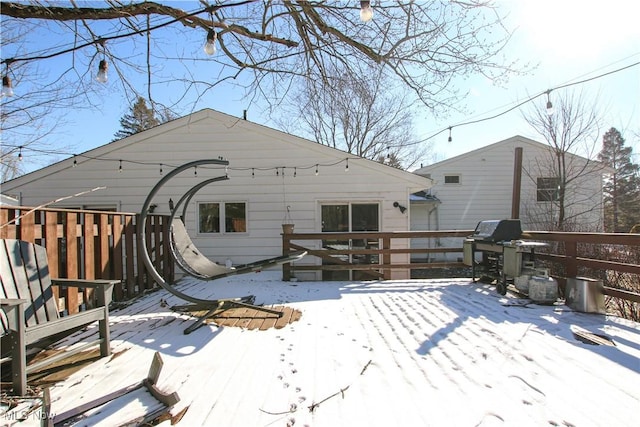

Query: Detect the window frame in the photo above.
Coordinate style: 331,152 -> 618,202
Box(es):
443,174 -> 461,185
536,177 -> 561,202
197,201 -> 248,235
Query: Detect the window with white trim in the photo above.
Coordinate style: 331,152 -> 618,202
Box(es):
198,202 -> 247,233
536,177 -> 560,202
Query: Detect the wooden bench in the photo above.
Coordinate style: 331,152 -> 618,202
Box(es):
1,239 -> 118,395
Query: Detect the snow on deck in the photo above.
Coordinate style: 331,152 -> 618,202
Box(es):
37,272 -> 640,426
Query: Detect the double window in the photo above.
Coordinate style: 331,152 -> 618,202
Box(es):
536,177 -> 560,202
198,202 -> 246,233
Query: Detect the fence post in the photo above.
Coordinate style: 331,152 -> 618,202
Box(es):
565,241 -> 578,279
383,237 -> 391,280
282,233 -> 291,281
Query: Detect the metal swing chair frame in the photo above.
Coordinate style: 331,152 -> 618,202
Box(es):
138,159 -> 306,334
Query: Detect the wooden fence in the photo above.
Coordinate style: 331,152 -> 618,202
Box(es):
0,206 -> 174,314
282,230 -> 640,305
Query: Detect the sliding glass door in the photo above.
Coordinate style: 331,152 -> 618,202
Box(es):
321,203 -> 380,280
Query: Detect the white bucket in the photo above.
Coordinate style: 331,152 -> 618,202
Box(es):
528,275 -> 558,304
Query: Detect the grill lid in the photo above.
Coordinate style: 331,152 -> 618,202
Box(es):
471,219 -> 522,242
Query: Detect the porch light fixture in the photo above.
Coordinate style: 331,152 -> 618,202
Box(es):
1,75 -> 14,97
204,29 -> 217,55
393,201 -> 406,214
96,59 -> 108,83
360,1 -> 373,22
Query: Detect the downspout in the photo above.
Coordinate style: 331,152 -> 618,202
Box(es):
512,147 -> 523,219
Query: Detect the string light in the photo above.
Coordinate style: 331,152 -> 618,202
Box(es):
194,165 -> 198,176
252,168 -> 255,178
315,164 -> 319,176
447,127 -> 453,143
203,29 -> 217,55
96,59 -> 108,83
1,75 -> 14,97
118,159 -> 123,172
95,39 -> 108,83
545,90 -> 554,116
18,146 -> 23,161
73,155 -> 77,167
360,1 -> 373,22
159,163 -> 163,175
345,158 -> 349,172
1,59 -> 14,97
294,167 -> 297,177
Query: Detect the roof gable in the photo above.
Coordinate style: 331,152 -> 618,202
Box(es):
414,135 -> 599,173
4,108 -> 429,189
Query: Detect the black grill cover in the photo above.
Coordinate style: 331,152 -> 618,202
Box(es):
471,219 -> 522,242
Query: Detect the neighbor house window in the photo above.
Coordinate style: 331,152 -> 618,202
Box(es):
199,202 -> 247,233
536,177 -> 560,202
444,174 -> 460,184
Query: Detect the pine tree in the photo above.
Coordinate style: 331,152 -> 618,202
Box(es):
112,97 -> 161,141
598,127 -> 640,232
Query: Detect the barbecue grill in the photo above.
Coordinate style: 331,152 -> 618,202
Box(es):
463,219 -> 556,301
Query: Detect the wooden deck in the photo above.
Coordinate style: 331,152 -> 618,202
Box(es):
3,272 -> 639,426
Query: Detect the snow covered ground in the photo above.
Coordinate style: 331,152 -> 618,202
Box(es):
11,272 -> 640,426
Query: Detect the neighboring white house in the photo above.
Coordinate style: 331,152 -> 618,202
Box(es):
1,109 -> 431,280
410,135 -> 607,262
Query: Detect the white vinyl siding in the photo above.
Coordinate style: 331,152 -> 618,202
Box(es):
4,109 -> 430,279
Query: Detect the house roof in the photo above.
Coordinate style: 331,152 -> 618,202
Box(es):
414,135 -> 609,174
2,108 -> 430,191
30,272 -> 640,426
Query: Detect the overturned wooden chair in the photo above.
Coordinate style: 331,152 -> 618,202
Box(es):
0,239 -> 118,395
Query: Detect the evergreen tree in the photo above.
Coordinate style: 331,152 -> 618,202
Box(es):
598,127 -> 640,232
112,97 -> 161,141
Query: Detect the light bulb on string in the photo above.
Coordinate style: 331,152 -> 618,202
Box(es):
345,158 -> 349,172
1,59 -> 15,97
18,146 -> 23,161
118,160 -> 123,173
447,127 -> 453,143
545,90 -> 554,116
1,75 -> 14,97
203,29 -> 217,55
194,165 -> 198,176
360,1 -> 373,22
94,38 -> 108,83
315,164 -> 319,176
294,167 -> 297,178
96,59 -> 108,83
252,168 -> 255,178
73,155 -> 77,167
159,163 -> 163,175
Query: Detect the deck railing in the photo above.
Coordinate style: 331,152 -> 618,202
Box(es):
0,206 -> 174,314
282,230 -> 640,309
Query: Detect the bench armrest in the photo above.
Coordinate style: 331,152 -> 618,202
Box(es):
1,298 -> 30,307
51,278 -> 120,288
51,279 -> 118,306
